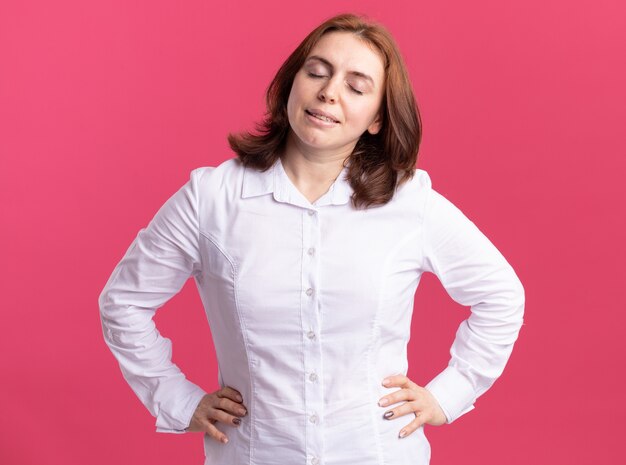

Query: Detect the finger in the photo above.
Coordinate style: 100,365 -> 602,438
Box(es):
214,396 -> 248,417
208,404 -> 245,428
378,386 -> 416,408
381,374 -> 404,387
381,400 -> 420,420
204,420 -> 230,444
382,374 -> 416,390
219,386 -> 244,403
398,411 -> 426,439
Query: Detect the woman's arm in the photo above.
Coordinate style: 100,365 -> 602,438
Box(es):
420,187 -> 526,424
98,168 -> 209,433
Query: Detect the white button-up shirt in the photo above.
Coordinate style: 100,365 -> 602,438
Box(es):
99,156 -> 525,465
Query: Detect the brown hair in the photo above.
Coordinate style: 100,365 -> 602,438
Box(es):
227,13 -> 422,209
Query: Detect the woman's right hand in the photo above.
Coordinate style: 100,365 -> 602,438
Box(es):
186,386 -> 248,444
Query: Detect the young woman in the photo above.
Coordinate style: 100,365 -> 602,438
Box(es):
99,13 -> 525,465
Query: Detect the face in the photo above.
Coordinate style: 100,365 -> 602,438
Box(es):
285,31 -> 386,158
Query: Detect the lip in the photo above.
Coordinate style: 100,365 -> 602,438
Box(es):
306,108 -> 340,124
305,111 -> 338,128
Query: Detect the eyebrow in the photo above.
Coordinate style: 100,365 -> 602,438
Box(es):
305,55 -> 375,87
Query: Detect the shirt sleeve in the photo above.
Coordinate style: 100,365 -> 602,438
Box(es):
98,168 -> 208,434
420,187 -> 525,424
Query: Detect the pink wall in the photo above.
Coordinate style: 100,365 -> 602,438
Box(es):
1,1 -> 624,464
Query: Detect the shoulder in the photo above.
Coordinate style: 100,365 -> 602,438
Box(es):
413,171 -> 479,234
191,157 -> 242,182
189,157 -> 244,194
413,168 -> 433,191
390,168 -> 433,212
394,168 -> 433,197
403,168 -> 460,215
392,168 -> 470,227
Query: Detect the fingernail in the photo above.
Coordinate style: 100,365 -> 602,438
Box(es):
382,378 -> 391,386
383,411 -> 394,419
398,430 -> 407,438
236,394 -> 243,402
233,418 -> 241,425
378,398 -> 389,406
222,437 -> 229,443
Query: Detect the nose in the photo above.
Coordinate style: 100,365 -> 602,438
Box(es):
319,90 -> 335,103
318,77 -> 339,103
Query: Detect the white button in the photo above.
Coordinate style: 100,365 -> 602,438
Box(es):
309,413 -> 319,424
307,210 -> 315,216
307,330 -> 316,340
311,458 -> 320,465
307,247 -> 315,256
309,372 -> 318,382
306,288 -> 313,296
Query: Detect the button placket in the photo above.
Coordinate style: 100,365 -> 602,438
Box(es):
301,207 -> 324,462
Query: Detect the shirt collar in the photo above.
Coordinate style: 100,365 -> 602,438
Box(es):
242,156 -> 352,207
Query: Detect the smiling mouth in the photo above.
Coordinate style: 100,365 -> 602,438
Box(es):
305,110 -> 339,124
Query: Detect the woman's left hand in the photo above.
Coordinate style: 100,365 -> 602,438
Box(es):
378,374 -> 448,438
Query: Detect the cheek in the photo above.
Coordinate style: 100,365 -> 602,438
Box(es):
286,89 -> 299,123
349,101 -> 379,126
287,78 -> 306,117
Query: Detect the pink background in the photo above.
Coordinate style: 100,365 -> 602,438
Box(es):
1,1 -> 624,464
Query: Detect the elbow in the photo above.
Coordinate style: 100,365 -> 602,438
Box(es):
510,276 -> 525,332
98,287 -> 110,332
98,286 -> 120,348
505,262 -> 525,314
501,267 -> 526,338
98,284 -> 116,336
98,285 -> 110,318
515,276 -> 525,313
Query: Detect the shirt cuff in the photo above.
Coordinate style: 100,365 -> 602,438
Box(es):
154,382 -> 208,434
425,365 -> 476,424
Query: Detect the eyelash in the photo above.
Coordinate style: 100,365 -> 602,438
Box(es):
307,72 -> 364,95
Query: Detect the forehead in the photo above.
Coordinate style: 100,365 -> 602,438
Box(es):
307,31 -> 385,80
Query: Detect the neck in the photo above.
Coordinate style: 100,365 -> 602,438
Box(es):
279,131 -> 351,188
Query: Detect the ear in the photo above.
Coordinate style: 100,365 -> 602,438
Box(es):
367,112 -> 383,135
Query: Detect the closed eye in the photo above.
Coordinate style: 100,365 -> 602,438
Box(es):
306,72 -> 364,95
